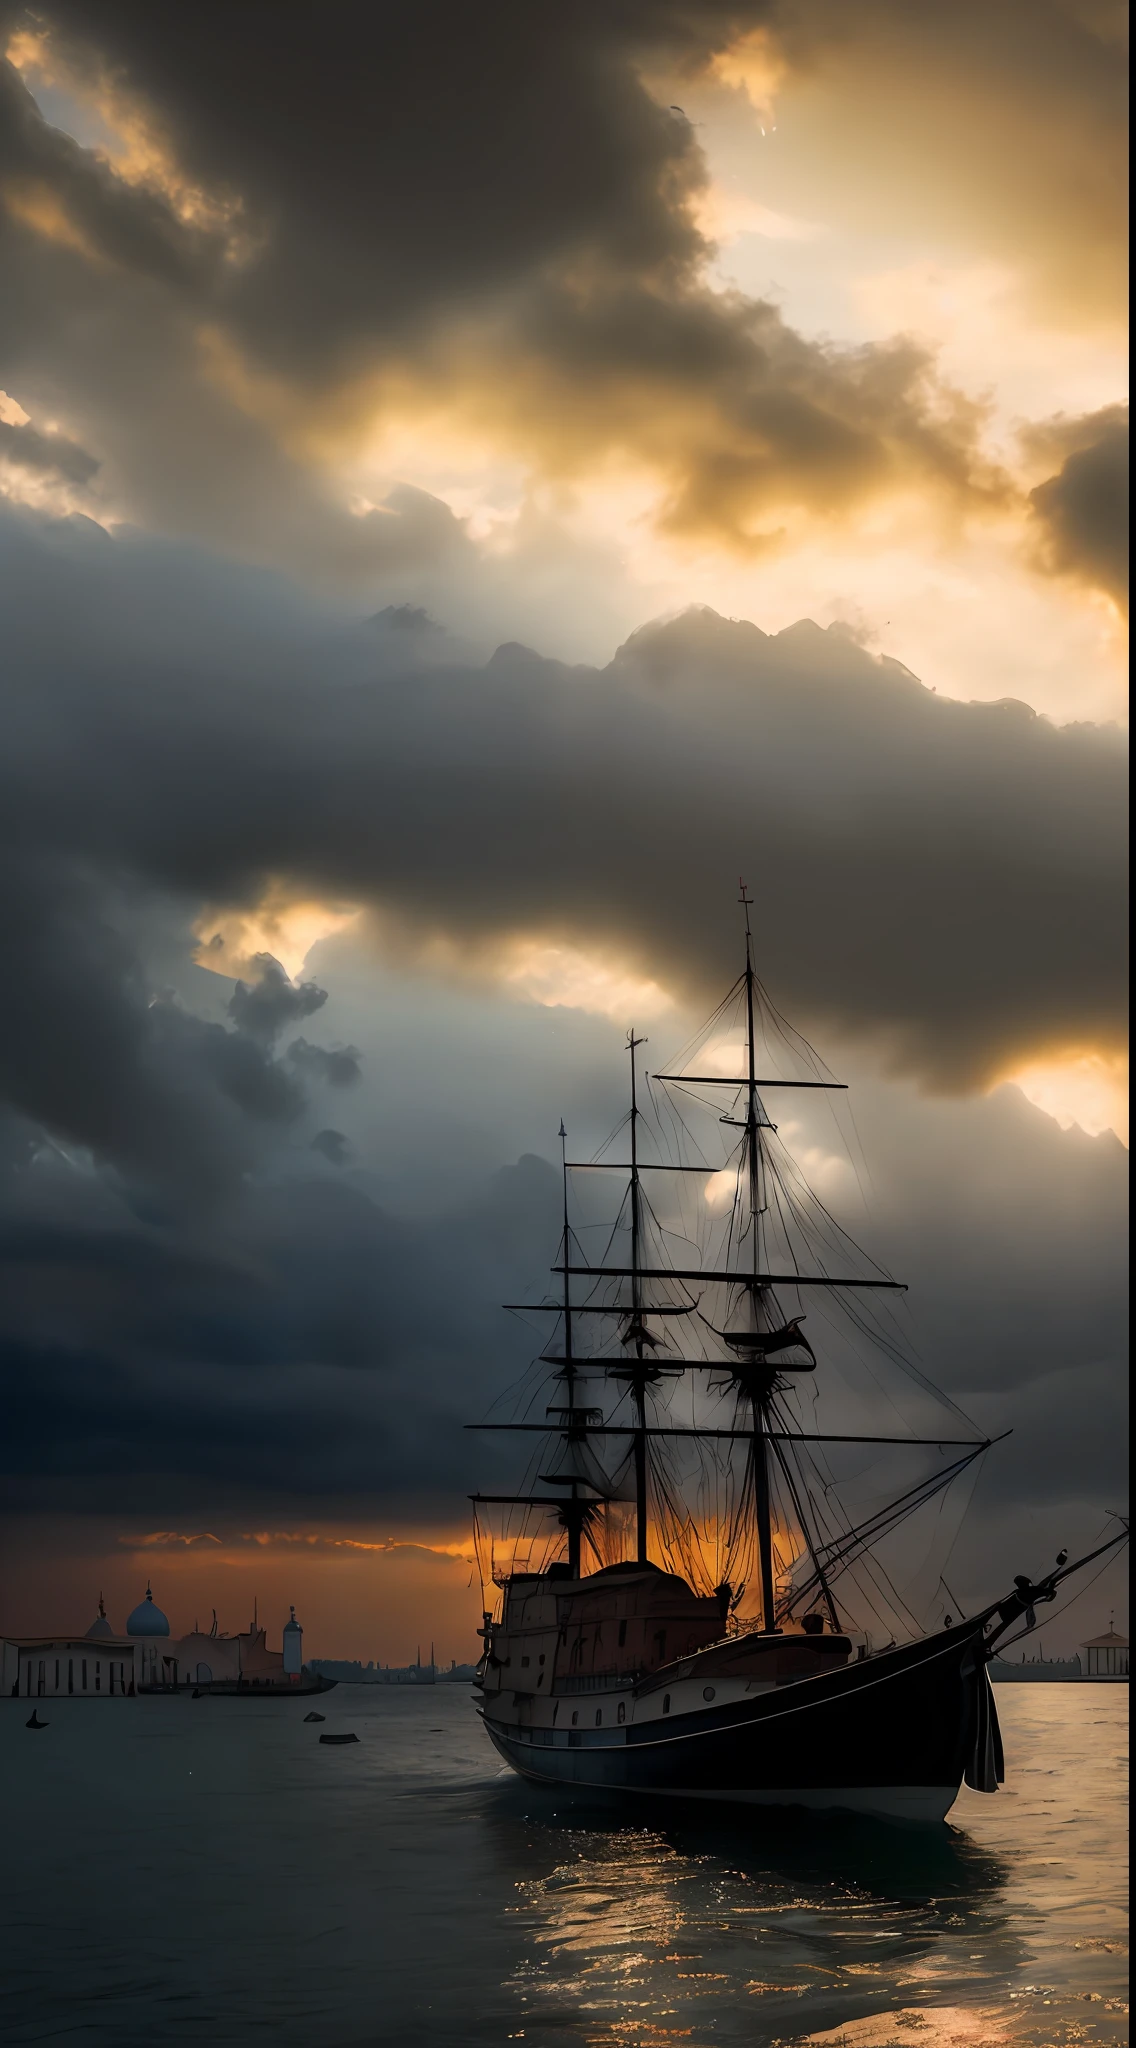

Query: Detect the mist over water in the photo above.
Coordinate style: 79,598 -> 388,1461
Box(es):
2,1684 -> 1126,2045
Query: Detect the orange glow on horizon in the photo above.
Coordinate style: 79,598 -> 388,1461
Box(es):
0,1519 -> 484,1669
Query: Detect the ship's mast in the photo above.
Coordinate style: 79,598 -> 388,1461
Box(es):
471,897 -> 993,1630
558,1121 -> 584,1579
627,1031 -> 650,1565
739,884 -> 778,1633
542,1120 -> 598,1579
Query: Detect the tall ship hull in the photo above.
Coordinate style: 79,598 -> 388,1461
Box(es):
468,895 -> 1127,1822
481,1622 -> 995,1824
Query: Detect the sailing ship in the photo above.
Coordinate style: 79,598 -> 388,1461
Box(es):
469,892 -> 1126,1822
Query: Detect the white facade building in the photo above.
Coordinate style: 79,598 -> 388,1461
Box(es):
14,1636 -> 136,1698
5,1587 -> 309,1696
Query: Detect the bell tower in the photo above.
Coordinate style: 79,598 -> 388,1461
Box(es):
282,1605 -> 303,1679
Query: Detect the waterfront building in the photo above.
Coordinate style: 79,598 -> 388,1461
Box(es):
283,1606 -> 303,1676
11,1636 -> 135,1699
87,1595 -> 115,1640
126,1582 -> 175,1690
5,1587 -> 310,1695
169,1607 -> 299,1687
1080,1624 -> 1129,1679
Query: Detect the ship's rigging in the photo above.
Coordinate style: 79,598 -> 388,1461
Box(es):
471,889 -> 999,1644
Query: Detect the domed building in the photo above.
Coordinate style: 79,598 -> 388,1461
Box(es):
86,1595 -> 115,1640
126,1584 -> 170,1637
126,1583 -> 176,1688
4,1587 -> 320,1699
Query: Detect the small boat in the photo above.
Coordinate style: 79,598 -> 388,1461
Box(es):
303,1710 -> 326,1722
470,895 -> 1129,1822
25,1711 -> 48,1730
319,1731 -> 359,1745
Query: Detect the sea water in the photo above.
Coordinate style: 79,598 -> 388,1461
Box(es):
1,1683 -> 1126,2046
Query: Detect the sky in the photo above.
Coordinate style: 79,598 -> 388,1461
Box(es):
0,1 -> 1127,1664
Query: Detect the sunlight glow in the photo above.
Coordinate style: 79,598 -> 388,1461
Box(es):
193,893 -> 360,981
704,1167 -> 741,1212
699,1037 -> 748,1078
499,940 -> 675,1022
1002,1050 -> 1128,1145
695,184 -> 824,245
707,27 -> 787,124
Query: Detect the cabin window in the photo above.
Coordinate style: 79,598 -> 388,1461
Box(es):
571,1710 -> 579,1726
82,1660 -> 88,1690
68,1660 -> 74,1694
537,1672 -> 544,1686
617,1702 -> 626,1723
703,1685 -> 716,1701
618,1620 -> 627,1647
539,1653 -> 545,1665
37,1660 -> 45,1696
54,1661 -> 59,1690
559,1628 -> 567,1645
662,1694 -> 670,1714
521,1656 -> 530,1667
95,1663 -> 101,1690
653,1630 -> 667,1660
595,1710 -> 602,1726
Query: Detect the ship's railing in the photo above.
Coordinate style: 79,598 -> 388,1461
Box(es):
556,1670 -> 639,1694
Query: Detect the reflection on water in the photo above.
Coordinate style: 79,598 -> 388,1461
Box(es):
1,1683 -> 1126,2047
490,1792 -> 1017,2044
481,1688 -> 1128,2047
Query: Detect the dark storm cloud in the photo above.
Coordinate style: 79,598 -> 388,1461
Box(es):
0,509 -> 1124,1535
1026,406 -> 1129,614
0,1148 -> 559,1516
0,2 -> 1011,564
0,1082 -> 1125,1531
0,842 -> 340,1198
0,506 -> 1125,1137
0,413 -> 98,484
228,954 -> 328,1046
8,2 -> 732,367
310,1128 -> 351,1165
289,1042 -> 363,1090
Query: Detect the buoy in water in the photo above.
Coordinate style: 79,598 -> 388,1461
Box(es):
26,1711 -> 48,1730
319,1732 -> 359,1745
304,1710 -> 326,1723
